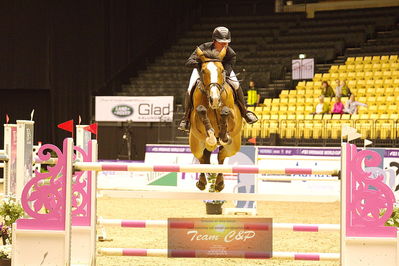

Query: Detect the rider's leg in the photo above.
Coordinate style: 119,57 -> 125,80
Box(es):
178,68 -> 199,131
227,71 -> 258,124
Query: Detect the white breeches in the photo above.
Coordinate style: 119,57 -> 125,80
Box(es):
186,69 -> 240,92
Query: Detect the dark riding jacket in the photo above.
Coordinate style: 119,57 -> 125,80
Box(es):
185,42 -> 236,75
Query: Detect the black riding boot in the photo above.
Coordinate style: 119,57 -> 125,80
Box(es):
236,86 -> 258,124
178,92 -> 192,132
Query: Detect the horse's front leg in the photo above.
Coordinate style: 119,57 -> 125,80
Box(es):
196,105 -> 216,147
219,106 -> 231,146
196,149 -> 211,191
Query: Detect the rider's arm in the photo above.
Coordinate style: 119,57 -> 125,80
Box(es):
185,49 -> 201,69
223,46 -> 236,75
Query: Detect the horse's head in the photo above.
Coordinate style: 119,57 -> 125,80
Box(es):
196,47 -> 227,109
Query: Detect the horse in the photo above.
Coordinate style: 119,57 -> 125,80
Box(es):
189,46 -> 242,192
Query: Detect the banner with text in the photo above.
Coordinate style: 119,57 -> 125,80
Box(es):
95,96 -> 173,122
167,218 -> 272,258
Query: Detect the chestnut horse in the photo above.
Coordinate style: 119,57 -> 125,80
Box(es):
189,47 -> 242,192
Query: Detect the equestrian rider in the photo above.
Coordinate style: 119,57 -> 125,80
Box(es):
178,26 -> 258,131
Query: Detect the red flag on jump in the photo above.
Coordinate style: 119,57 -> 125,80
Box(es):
83,123 -> 98,135
248,137 -> 256,145
57,120 -> 74,133
5,114 -> 9,124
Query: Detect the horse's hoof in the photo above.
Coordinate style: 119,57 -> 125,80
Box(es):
206,135 -> 217,146
196,181 -> 206,191
214,181 -> 225,192
219,135 -> 231,146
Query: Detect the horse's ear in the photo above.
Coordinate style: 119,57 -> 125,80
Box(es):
196,47 -> 206,62
218,47 -> 227,60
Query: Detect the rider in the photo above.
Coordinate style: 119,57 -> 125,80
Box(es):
178,26 -> 258,131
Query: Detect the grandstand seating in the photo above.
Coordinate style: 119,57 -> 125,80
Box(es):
243,54 -> 399,143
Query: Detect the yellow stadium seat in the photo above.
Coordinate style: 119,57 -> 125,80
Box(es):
262,105 -> 271,115
381,63 -> 391,71
372,56 -> 381,62
381,55 -> 390,62
366,79 -> 375,88
390,113 -> 399,120
305,105 -> 313,113
347,80 -> 357,88
322,73 -> 330,80
378,105 -> 387,114
297,81 -> 306,90
297,90 -> 305,98
296,105 -> 305,115
305,97 -> 314,105
280,98 -> 288,106
280,90 -> 289,98
373,71 -> 383,80
355,64 -> 364,72
375,88 -> 385,96
356,89 -> 366,97
305,81 -> 314,89
363,63 -> 373,71
254,106 -> 263,114
386,96 -> 395,104
385,88 -> 395,96
391,63 -> 399,71
355,57 -> 363,64
330,73 -> 339,80
374,79 -> 384,88
314,89 -> 322,96
289,90 -> 297,97
263,98 -> 272,105
313,81 -> 322,88
271,105 -> 279,113
363,56 -> 372,64
384,79 -> 393,88
346,57 -> 355,65
367,96 -> 376,104
287,105 -> 296,115
368,105 -> 378,114
356,79 -> 366,88
372,63 -> 382,71
329,65 -> 339,73
393,79 -> 399,87
288,98 -> 297,105
388,105 -> 398,114
339,72 -> 348,80
313,73 -> 322,81
389,55 -> 398,62
272,98 -> 280,105
393,71 -> 399,79
338,65 -> 347,72
364,71 -> 374,80
347,72 -> 356,80
355,72 -> 365,80
346,64 -> 355,72
383,71 -> 392,79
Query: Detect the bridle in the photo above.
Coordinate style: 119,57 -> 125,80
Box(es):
198,60 -> 227,98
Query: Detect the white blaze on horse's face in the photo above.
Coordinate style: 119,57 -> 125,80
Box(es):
207,62 -> 221,109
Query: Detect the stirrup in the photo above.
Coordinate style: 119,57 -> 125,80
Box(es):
178,120 -> 190,132
244,111 -> 258,124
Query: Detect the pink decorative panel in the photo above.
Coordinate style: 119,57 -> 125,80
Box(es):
345,143 -> 396,237
17,139 -> 93,230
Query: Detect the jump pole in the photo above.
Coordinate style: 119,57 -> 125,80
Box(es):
97,218 -> 340,232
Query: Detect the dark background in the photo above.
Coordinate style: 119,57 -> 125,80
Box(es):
0,0 -> 275,159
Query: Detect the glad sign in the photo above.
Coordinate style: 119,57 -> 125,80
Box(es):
95,96 -> 173,122
167,218 -> 272,258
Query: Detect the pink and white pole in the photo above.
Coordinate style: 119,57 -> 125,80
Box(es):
97,218 -> 340,232
74,162 -> 339,176
97,248 -> 340,261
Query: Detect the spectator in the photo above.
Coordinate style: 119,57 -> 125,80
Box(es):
331,96 -> 344,114
313,95 -> 330,114
334,79 -> 351,97
344,94 -> 367,115
246,80 -> 260,107
321,81 -> 335,98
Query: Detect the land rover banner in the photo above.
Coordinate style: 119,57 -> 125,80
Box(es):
95,96 -> 174,122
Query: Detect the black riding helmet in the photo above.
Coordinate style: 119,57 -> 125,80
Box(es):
212,26 -> 231,43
